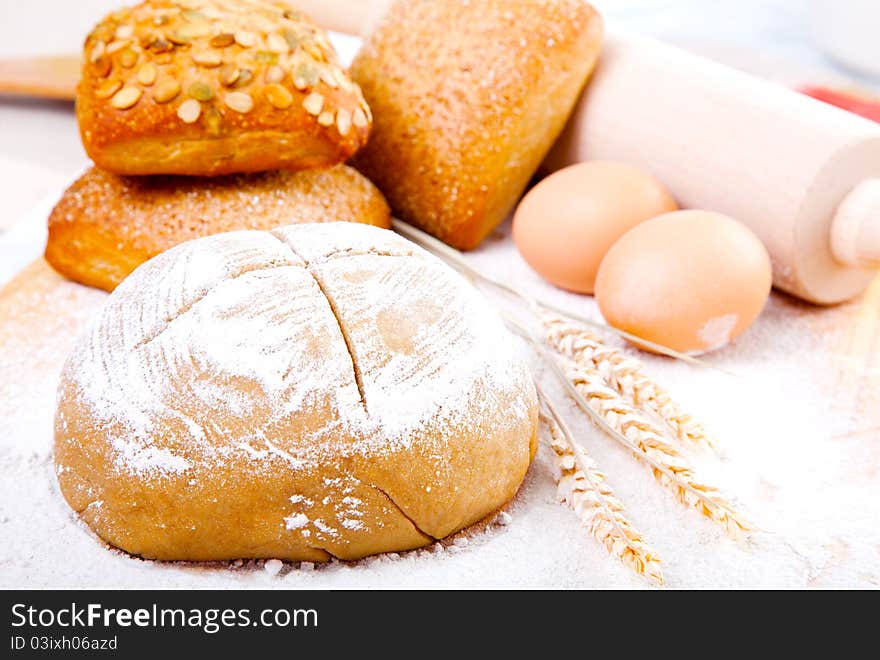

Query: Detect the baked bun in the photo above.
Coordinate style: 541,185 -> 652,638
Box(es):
45,165 -> 390,292
77,0 -> 371,176
54,223 -> 538,561
350,0 -> 603,250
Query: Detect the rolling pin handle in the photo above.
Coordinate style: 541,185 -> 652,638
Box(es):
831,178 -> 880,269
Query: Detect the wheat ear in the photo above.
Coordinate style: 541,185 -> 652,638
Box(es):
505,317 -> 750,538
565,363 -> 750,537
543,312 -> 715,450
538,395 -> 664,585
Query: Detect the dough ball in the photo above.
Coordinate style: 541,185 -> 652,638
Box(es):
55,223 -> 537,561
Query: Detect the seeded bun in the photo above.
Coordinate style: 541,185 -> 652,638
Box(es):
77,0 -> 372,176
54,223 -> 538,561
45,165 -> 391,292
350,0 -> 603,250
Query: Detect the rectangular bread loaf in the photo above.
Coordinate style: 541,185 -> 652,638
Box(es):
350,0 -> 603,249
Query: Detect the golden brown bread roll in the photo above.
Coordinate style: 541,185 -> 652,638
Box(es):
77,0 -> 372,176
350,0 -> 603,250
45,165 -> 390,292
54,223 -> 538,561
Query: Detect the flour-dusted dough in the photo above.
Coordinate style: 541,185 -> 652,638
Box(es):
45,166 -> 391,293
54,223 -> 538,561
350,0 -> 603,249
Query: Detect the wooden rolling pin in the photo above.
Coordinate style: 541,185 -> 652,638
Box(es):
282,2 -> 880,304
545,33 -> 880,304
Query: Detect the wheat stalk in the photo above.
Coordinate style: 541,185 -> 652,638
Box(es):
543,312 -> 715,450
539,395 -> 664,585
505,317 -> 750,538
565,363 -> 750,537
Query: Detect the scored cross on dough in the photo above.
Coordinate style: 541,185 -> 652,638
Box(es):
54,223 -> 537,561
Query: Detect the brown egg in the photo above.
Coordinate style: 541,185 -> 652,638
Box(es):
513,161 -> 677,293
595,210 -> 772,354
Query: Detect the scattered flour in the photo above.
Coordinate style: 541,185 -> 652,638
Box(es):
59,224 -> 532,485
1,216 -> 879,588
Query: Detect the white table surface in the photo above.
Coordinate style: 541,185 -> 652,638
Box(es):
2,0 -> 879,589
